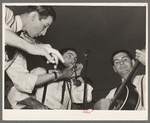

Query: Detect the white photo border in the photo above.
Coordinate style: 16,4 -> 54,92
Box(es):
2,2 -> 148,121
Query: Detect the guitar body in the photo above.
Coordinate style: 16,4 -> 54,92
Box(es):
110,84 -> 140,110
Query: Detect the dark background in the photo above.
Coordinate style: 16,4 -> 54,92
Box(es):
5,5 -> 146,108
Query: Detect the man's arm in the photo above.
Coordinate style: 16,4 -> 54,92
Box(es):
93,88 -> 116,110
33,67 -> 73,86
5,29 -> 65,65
5,6 -> 65,66
6,55 -> 73,93
94,98 -> 111,110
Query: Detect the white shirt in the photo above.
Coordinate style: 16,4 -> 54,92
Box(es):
30,67 -> 93,110
6,33 -> 38,109
105,75 -> 146,110
5,7 -> 23,70
5,7 -> 22,32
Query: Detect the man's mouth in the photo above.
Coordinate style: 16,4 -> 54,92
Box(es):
120,66 -> 127,70
68,63 -> 75,68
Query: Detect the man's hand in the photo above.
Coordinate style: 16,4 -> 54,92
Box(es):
135,49 -> 146,66
17,97 -> 49,109
49,53 -> 58,69
5,29 -> 65,66
58,67 -> 74,79
33,44 -> 65,67
94,98 -> 111,110
72,63 -> 83,77
31,100 -> 49,109
57,105 -> 66,110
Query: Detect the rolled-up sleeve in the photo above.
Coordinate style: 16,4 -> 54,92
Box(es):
6,54 -> 38,93
5,7 -> 15,31
71,77 -> 93,103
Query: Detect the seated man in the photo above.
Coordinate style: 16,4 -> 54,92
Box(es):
94,49 -> 146,110
30,48 -> 93,110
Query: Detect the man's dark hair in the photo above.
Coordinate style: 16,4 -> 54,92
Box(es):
27,6 -> 56,22
57,48 -> 78,70
110,50 -> 134,66
59,47 -> 78,58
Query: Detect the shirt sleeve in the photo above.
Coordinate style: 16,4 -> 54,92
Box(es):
5,23 -> 12,30
71,77 -> 93,103
6,53 -> 38,93
5,7 -> 14,30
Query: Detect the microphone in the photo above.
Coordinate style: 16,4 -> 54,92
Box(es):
71,78 -> 81,87
83,49 -> 91,59
71,65 -> 81,87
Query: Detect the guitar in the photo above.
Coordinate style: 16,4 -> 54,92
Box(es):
109,59 -> 142,110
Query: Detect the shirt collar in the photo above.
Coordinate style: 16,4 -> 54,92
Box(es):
15,15 -> 23,32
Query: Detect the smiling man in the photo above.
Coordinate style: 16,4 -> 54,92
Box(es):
94,49 -> 146,110
112,50 -> 135,80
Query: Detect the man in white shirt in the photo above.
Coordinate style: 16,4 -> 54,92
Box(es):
5,6 -> 65,70
94,49 -> 146,110
17,48 -> 93,109
6,31 -> 74,109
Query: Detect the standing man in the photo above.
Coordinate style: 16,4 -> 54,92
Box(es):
94,49 -> 146,110
5,6 -> 65,70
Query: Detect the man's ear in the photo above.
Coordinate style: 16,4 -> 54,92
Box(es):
131,59 -> 135,66
113,66 -> 117,73
30,12 -> 39,21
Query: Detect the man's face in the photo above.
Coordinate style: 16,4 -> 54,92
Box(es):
113,52 -> 134,79
62,50 -> 78,68
26,15 -> 53,38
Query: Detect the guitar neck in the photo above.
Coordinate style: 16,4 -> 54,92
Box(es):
124,60 -> 141,85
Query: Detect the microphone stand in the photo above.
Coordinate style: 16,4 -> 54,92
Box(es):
83,50 -> 90,109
